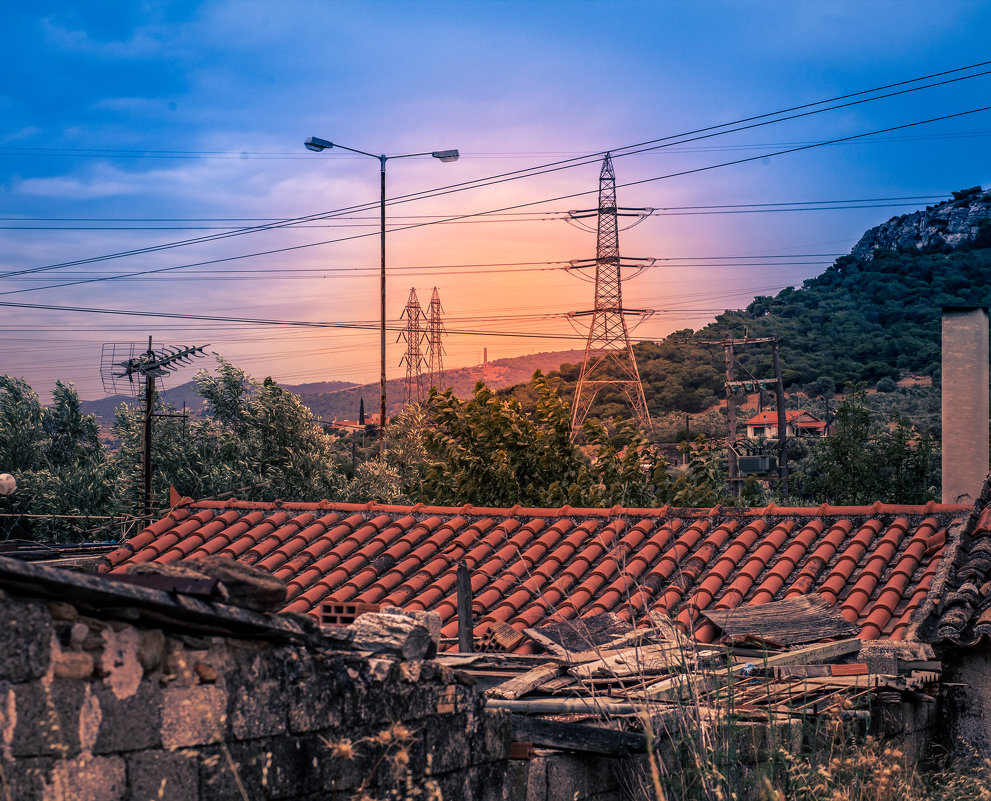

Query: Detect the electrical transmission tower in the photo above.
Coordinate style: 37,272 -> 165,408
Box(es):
398,288 -> 428,405
568,153 -> 654,435
425,287 -> 445,390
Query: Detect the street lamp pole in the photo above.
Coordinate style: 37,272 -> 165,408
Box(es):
304,137 -> 458,457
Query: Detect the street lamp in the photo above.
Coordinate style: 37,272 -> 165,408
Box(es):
303,136 -> 459,457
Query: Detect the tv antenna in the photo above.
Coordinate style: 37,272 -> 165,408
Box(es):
100,338 -> 208,517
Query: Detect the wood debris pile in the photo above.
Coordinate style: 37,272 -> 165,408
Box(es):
437,596 -> 941,757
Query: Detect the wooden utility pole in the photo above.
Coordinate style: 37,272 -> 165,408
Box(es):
772,340 -> 789,499
724,341 -> 738,491
699,336 -> 788,497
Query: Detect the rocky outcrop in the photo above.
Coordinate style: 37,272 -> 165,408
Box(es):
850,186 -> 991,261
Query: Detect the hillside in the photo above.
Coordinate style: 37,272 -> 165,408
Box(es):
82,351 -> 586,424
553,187 -> 991,418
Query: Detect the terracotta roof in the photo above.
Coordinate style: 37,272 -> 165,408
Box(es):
97,498 -> 975,652
745,410 -> 821,426
931,478 -> 991,646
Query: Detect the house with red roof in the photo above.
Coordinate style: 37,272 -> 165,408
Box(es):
98,494 -> 974,650
745,409 -> 827,439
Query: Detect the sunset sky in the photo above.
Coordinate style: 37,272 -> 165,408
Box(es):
2,1 -> 991,401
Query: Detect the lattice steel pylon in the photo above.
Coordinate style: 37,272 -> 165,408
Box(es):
425,287 -> 445,390
568,154 -> 653,435
398,287 -> 428,405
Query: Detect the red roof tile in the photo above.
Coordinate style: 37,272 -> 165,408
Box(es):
99,498 -> 973,651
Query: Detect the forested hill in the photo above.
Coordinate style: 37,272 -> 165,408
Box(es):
554,187 -> 991,416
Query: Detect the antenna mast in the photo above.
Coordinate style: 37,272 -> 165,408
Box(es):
568,154 -> 653,435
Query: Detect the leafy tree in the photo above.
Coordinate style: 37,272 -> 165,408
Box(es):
0,377 -> 111,541
413,373 -> 727,508
792,393 -> 938,505
109,359 -> 346,511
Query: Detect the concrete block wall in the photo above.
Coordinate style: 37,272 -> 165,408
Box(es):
0,589 -> 512,801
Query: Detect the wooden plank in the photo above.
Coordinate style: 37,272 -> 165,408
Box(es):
773,665 -> 831,679
643,638 -> 862,700
509,714 -> 647,756
487,662 -> 564,700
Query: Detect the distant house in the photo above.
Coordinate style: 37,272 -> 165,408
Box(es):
745,409 -> 826,439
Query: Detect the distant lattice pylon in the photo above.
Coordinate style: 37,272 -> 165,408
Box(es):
398,287 -> 428,405
568,153 -> 653,435
426,287 -> 445,390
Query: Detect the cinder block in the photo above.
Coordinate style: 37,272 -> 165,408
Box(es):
0,601 -> 52,682
93,681 -> 162,754
230,678 -> 286,739
11,680 -> 87,758
287,658 -> 344,734
426,713 -> 471,773
46,753 -> 127,801
161,685 -> 227,749
126,749 -> 198,801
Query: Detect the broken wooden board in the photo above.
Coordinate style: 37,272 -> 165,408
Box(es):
701,595 -> 859,645
487,662 -> 565,700
527,612 -> 632,653
570,642 -> 690,680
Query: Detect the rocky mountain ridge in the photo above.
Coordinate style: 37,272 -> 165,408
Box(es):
850,186 -> 991,261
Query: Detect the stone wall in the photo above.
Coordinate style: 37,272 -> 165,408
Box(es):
0,589 -> 511,801
938,646 -> 991,766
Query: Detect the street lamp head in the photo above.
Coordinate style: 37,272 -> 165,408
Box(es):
304,136 -> 334,152
431,149 -> 459,163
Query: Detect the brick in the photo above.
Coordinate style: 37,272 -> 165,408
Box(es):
93,681 -> 162,754
161,685 -> 227,749
0,601 -> 52,682
126,749 -> 198,801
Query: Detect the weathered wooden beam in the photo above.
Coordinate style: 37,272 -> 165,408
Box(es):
457,562 -> 473,653
508,714 -> 648,756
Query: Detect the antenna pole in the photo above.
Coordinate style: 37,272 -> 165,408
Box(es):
142,336 -> 154,518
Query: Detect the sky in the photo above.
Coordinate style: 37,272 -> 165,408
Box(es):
2,0 -> 991,402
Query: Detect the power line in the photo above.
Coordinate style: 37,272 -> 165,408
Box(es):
4,61 -> 989,284
8,99 -> 991,300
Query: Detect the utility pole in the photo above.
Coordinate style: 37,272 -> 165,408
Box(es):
725,341 -> 738,490
568,153 -> 655,436
398,288 -> 427,406
699,335 -> 787,498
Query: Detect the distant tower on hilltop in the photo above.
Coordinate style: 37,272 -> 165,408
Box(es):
398,288 -> 427,405
426,287 -> 445,390
568,153 -> 654,435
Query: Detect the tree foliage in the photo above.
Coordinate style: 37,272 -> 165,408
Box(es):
409,373 -> 727,508
109,359 -> 346,510
791,392 -> 938,505
0,378 -> 111,541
